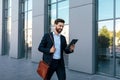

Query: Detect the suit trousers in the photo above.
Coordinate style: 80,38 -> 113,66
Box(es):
45,59 -> 66,80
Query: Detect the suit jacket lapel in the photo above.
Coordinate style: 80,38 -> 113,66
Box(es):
50,32 -> 54,44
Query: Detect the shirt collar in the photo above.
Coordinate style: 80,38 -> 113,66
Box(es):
53,32 -> 61,36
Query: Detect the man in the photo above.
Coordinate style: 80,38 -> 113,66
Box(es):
38,18 -> 75,80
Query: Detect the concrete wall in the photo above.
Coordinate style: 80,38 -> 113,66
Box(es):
69,0 -> 95,74
0,0 -> 2,55
31,0 -> 45,62
9,0 -> 19,58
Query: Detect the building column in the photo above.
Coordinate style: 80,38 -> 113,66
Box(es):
31,0 -> 47,62
69,0 -> 96,74
0,0 -> 3,55
9,0 -> 19,58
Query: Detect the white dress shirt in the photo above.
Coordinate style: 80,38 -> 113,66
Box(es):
53,32 -> 61,59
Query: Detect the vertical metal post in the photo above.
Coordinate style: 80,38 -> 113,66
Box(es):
44,0 -> 49,33
113,0 -> 116,77
56,0 -> 58,18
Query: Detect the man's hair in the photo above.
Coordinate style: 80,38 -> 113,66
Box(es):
54,18 -> 65,24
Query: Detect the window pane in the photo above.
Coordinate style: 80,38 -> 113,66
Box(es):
58,0 -> 69,24
21,2 -> 25,13
21,13 -> 25,26
98,0 -> 113,20
5,10 -> 8,18
7,17 -> 11,35
115,19 -> 120,76
25,0 -> 28,12
28,29 -> 32,47
20,0 -> 32,59
24,29 -> 27,43
97,20 -> 114,75
4,0 -> 8,9
8,0 -> 11,8
61,25 -> 69,43
98,20 -> 113,32
58,0 -> 65,1
48,0 -> 57,3
28,11 -> 32,29
116,0 -> 120,18
24,13 -> 28,29
28,0 -> 32,10
8,8 -> 11,17
48,5 -> 51,26
4,20 -> 8,29
116,19 -> 120,34
115,19 -> 120,47
51,0 -> 56,3
51,4 -> 56,25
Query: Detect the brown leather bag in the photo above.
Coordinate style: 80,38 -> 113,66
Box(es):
37,60 -> 49,79
37,33 -> 53,79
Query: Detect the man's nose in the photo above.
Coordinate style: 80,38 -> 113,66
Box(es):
60,26 -> 63,29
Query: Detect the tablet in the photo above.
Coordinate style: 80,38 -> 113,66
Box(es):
67,39 -> 78,49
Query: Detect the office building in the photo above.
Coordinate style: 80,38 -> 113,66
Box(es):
0,0 -> 120,79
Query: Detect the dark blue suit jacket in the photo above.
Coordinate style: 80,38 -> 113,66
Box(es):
38,32 -> 72,66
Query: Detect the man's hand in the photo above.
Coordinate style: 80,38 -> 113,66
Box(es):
50,45 -> 56,53
70,44 -> 75,52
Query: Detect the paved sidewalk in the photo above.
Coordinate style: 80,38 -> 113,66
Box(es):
0,55 -> 119,80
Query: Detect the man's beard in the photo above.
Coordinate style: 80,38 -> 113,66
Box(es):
56,28 -> 62,33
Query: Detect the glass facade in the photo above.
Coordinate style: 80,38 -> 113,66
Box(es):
2,0 -> 11,55
20,0 -> 32,59
97,0 -> 120,77
48,0 -> 69,43
98,0 -> 113,20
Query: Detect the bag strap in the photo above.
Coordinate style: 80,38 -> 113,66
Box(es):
49,33 -> 54,45
49,33 -> 54,62
41,33 -> 54,65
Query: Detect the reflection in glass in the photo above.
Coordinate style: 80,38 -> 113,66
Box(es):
5,10 -> 8,18
51,4 -> 56,25
4,0 -> 8,9
48,0 -> 57,4
28,0 -> 32,10
97,0 -> 120,77
2,0 -> 11,55
24,13 -> 28,29
58,0 -> 69,24
97,20 -> 114,75
48,0 -> 69,25
21,2 -> 24,13
28,11 -> 32,28
115,19 -> 120,76
25,0 -> 28,12
61,25 -> 69,43
8,0 -> 11,8
8,0 -> 11,17
51,0 -> 56,3
23,0 -> 32,59
28,29 -> 32,47
98,0 -> 113,20
58,0 -> 63,1
8,8 -> 11,17
7,17 -> 11,35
